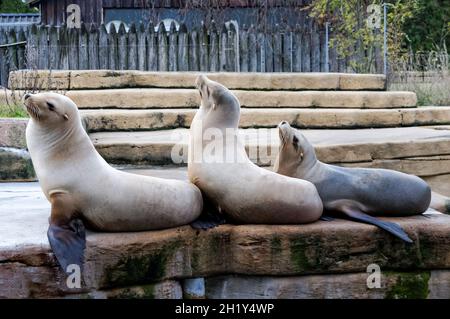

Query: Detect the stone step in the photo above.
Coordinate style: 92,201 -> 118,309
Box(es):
90,126 -> 450,179
81,106 -> 450,132
1,89 -> 416,109
9,70 -> 387,91
1,181 -> 449,298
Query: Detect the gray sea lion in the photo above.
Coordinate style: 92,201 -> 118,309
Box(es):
24,92 -> 203,272
188,75 -> 323,225
275,122 -> 433,243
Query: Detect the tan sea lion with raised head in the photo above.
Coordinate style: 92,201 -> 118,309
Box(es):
24,92 -> 203,272
275,121 -> 433,243
188,75 -> 323,225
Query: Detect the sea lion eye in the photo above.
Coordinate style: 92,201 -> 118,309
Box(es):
47,102 -> 55,111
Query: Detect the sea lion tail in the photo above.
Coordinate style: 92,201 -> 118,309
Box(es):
341,207 -> 413,244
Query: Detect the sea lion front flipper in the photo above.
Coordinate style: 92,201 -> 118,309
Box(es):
47,193 -> 86,273
340,206 -> 413,244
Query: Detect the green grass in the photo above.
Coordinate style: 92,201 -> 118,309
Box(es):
0,104 -> 28,118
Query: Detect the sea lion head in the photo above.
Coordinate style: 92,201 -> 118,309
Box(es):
276,121 -> 317,176
195,75 -> 240,128
23,92 -> 79,127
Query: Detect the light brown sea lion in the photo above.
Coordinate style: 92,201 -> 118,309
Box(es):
24,92 -> 203,272
274,121 -> 434,243
188,75 -> 323,225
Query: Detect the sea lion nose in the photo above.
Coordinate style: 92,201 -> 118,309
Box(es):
280,121 -> 288,126
24,93 -> 31,100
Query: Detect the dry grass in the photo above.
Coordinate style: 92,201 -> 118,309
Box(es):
388,50 -> 450,106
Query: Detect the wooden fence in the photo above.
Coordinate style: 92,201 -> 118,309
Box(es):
0,22 -> 361,87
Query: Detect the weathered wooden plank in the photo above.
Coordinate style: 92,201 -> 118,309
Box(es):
48,25 -> 58,70
292,25 -> 302,72
168,22 -> 177,71
209,22 -> 219,72
220,24 -> 227,71
264,31 -> 273,72
26,24 -> 39,70
320,28 -> 327,72
68,27 -> 79,70
189,27 -> 199,71
227,23 -> 237,71
7,29 -> 18,72
283,28 -> 293,72
88,23 -> 99,69
108,23 -> 118,70
302,30 -> 311,72
147,21 -> 158,71
137,23 -> 146,70
239,26 -> 248,72
17,29 -> 26,70
78,23 -> 89,69
98,24 -> 108,69
257,32 -> 265,72
157,22 -> 168,71
311,23 -> 320,72
0,30 -> 8,87
58,24 -> 69,70
117,23 -> 128,70
178,23 -> 188,71
199,23 -> 208,72
248,27 -> 257,72
128,23 -> 138,70
38,25 -> 49,69
273,26 -> 282,72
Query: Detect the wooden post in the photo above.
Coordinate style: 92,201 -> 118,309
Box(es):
239,26 -> 248,72
147,22 -> 158,71
199,23 -> 208,71
58,24 -> 69,70
7,29 -> 18,72
137,22 -> 146,71
128,23 -> 138,70
48,25 -> 59,70
0,30 -> 7,87
158,22 -> 168,71
227,23 -> 237,72
117,23 -> 127,70
189,27 -> 199,71
168,22 -> 177,71
38,25 -> 49,69
220,24 -> 227,71
257,31 -> 265,72
311,22 -> 320,72
17,29 -> 27,70
78,23 -> 89,70
248,26 -> 257,72
98,24 -> 108,69
273,25 -> 282,72
292,24 -> 302,72
283,27 -> 293,72
108,23 -> 118,70
302,29 -> 311,72
68,26 -> 79,70
178,23 -> 188,71
27,24 -> 39,70
209,21 -> 219,72
88,23 -> 99,70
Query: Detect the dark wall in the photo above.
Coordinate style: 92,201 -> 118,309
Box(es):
36,0 -> 311,26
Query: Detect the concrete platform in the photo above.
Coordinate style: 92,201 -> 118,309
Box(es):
8,70 -> 386,91
1,89 -> 416,109
1,181 -> 450,298
81,106 -> 450,132
90,126 -> 450,169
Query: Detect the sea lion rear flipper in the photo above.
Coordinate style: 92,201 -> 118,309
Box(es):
340,206 -> 413,244
190,193 -> 226,230
47,193 -> 86,272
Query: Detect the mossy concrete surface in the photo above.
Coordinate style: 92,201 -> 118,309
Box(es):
1,182 -> 450,298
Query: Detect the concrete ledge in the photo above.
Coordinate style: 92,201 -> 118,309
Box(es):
0,118 -> 28,149
0,147 -> 35,181
81,107 -> 450,132
1,181 -> 449,298
1,89 -> 416,109
8,70 -> 387,91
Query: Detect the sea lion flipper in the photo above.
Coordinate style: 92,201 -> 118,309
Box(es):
320,215 -> 335,221
47,193 -> 86,272
190,193 -> 226,230
48,219 -> 86,272
340,206 -> 413,244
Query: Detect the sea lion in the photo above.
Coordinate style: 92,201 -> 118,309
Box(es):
275,122 -> 433,243
24,92 -> 203,272
188,75 -> 323,224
